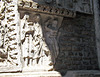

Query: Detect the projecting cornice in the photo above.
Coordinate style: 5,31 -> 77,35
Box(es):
18,0 -> 76,18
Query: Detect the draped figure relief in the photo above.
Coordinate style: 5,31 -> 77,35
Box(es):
44,18 -> 59,64
21,14 -> 54,71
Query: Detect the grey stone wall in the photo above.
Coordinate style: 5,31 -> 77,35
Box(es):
55,13 -> 99,75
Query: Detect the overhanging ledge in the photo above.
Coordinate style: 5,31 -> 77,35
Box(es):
18,0 -> 76,18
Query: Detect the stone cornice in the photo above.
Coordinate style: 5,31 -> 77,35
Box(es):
18,0 -> 76,18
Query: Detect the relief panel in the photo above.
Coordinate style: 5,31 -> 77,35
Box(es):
19,10 -> 63,71
73,0 -> 93,14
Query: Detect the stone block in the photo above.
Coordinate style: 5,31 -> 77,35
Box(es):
63,70 -> 100,77
0,71 -> 62,77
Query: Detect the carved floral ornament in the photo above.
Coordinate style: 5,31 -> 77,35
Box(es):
18,0 -> 76,18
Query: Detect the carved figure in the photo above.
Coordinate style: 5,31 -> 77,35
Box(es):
21,14 -> 54,71
32,15 -> 53,71
32,15 -> 43,65
44,18 -> 59,64
20,14 -> 38,66
21,14 -> 35,67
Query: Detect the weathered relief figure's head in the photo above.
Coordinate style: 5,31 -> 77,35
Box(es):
52,19 -> 58,28
33,14 -> 41,23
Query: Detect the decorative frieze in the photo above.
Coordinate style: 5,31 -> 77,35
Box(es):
18,0 -> 93,15
18,0 -> 76,18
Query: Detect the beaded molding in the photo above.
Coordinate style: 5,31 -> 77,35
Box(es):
18,0 -> 76,18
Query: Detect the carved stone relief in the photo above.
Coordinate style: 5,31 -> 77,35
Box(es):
5,0 -> 21,67
44,18 -> 59,64
19,10 -> 63,71
20,13 -> 50,71
73,0 -> 93,13
0,0 -> 21,72
0,0 -> 63,72
20,14 -> 47,71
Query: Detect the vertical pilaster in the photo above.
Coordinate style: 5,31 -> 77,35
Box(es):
93,0 -> 100,69
5,0 -> 21,67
